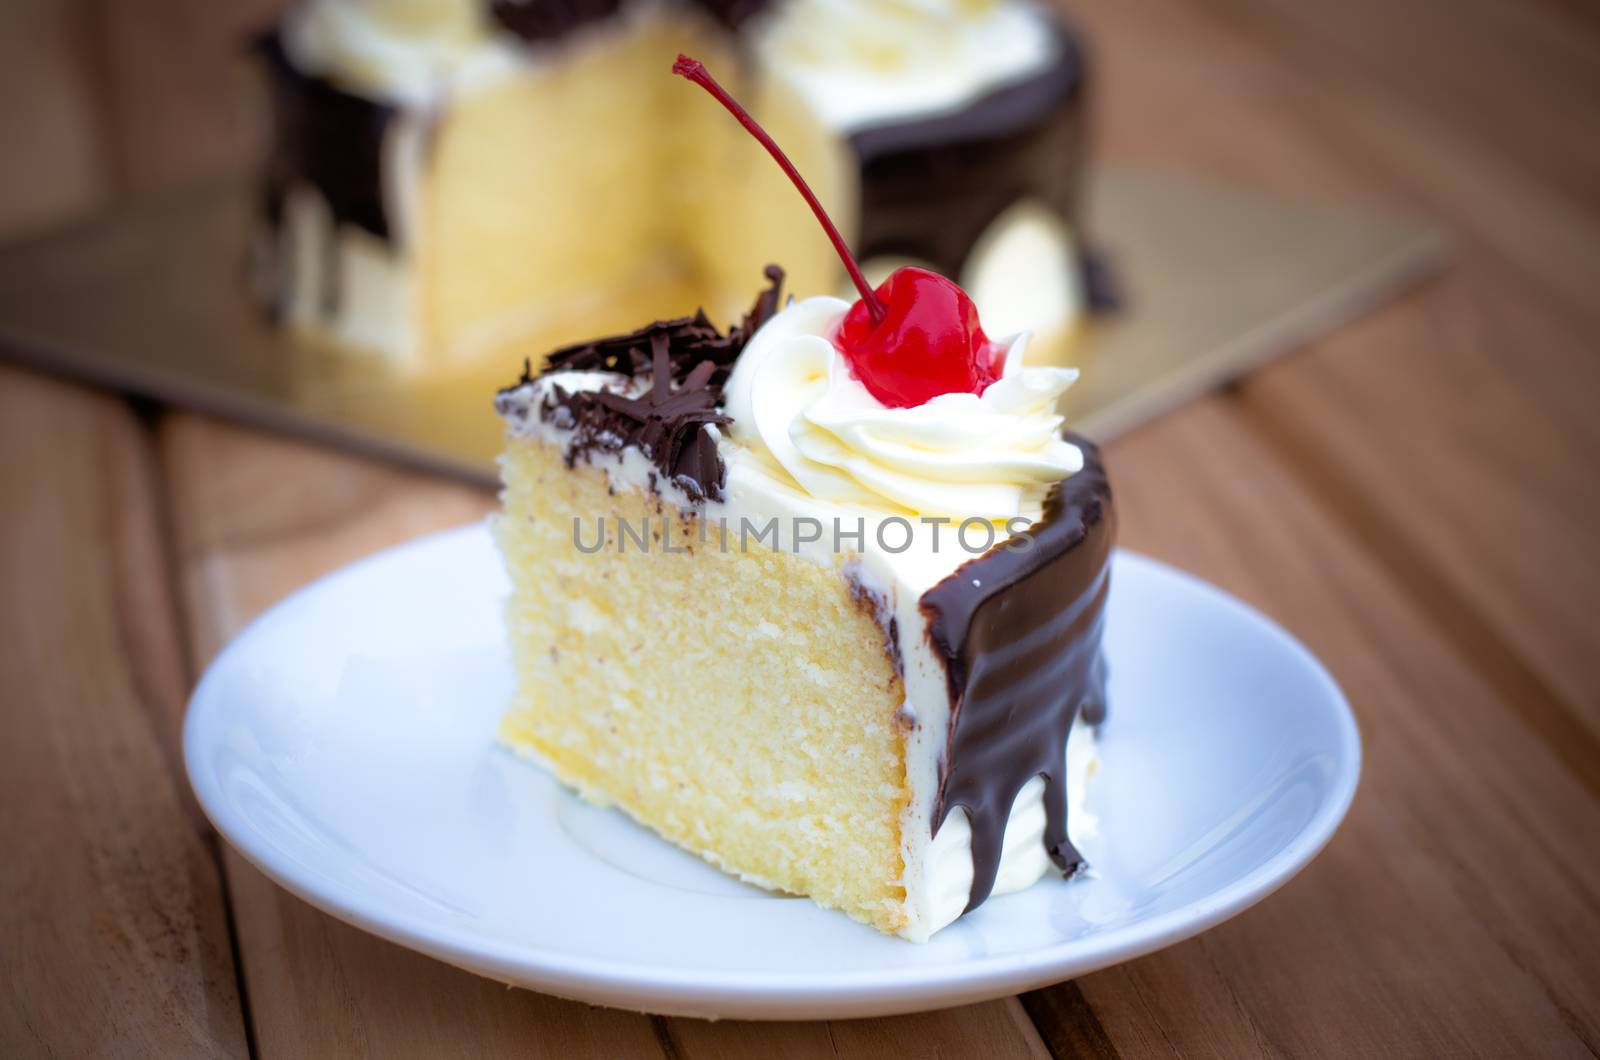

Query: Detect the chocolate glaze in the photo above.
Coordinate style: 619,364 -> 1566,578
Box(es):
920,436 -> 1113,912
692,0 -> 772,29
1081,246 -> 1123,313
489,0 -> 622,42
258,35 -> 394,241
491,0 -> 770,41
256,34 -> 398,317
850,24 -> 1089,285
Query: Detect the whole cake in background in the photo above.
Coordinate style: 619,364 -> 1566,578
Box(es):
252,0 -> 1105,372
491,56 -> 1114,941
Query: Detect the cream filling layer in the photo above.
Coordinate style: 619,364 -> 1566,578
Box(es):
498,365 -> 1098,941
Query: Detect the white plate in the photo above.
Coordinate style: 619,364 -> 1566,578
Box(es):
184,523 -> 1360,1020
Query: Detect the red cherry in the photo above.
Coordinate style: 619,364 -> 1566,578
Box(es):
834,267 -> 1003,408
674,56 -> 1001,408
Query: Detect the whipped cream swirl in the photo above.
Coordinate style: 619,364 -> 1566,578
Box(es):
757,0 -> 1060,133
284,0 -> 513,104
723,296 -> 1081,522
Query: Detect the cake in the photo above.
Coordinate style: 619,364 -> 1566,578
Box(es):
252,0 -> 1107,372
491,58 -> 1114,940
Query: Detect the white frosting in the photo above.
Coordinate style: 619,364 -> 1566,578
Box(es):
723,296 -> 1080,522
756,0 -> 1061,132
498,296 -> 1098,941
287,0 -> 1061,126
282,0 -> 522,106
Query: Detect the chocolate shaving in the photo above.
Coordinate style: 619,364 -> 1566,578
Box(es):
500,267 -> 784,503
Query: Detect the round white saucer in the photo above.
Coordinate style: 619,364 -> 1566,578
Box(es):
184,524 -> 1359,1019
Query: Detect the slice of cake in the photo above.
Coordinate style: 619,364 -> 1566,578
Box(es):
491,59 -> 1114,940
252,0 -> 1105,371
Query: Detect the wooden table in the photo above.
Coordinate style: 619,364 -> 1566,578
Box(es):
4,0 -> 1598,1056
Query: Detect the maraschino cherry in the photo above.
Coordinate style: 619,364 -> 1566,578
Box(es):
673,55 -> 1004,409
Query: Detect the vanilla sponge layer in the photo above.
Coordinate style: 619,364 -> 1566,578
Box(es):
495,435 -> 913,935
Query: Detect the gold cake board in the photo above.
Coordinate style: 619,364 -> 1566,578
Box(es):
0,168 -> 1445,486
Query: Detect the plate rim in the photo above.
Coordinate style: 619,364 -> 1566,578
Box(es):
183,522 -> 1361,1019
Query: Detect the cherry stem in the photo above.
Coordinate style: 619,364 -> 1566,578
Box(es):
673,54 -> 886,325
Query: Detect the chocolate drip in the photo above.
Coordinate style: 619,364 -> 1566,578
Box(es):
1081,246 -> 1123,313
492,0 -> 770,41
850,23 -> 1094,291
256,34 -> 397,319
258,35 -> 395,241
496,267 -> 784,501
489,0 -> 622,42
920,436 -> 1113,912
686,0 -> 773,29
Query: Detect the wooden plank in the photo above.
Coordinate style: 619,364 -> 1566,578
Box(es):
665,999 -> 1051,1059
1241,274 -> 1600,788
0,0 -> 283,237
217,857 -> 669,1060
1198,0 -> 1600,743
1073,0 -> 1600,740
0,367 -> 247,1057
1223,0 -> 1600,212
88,0 -> 287,195
1025,396 -> 1600,1057
161,413 -> 495,665
1044,5 -> 1600,1023
0,0 -> 112,238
